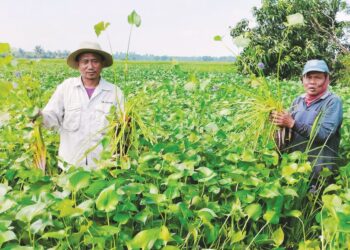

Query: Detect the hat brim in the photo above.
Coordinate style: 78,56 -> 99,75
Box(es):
67,48 -> 113,69
302,68 -> 329,75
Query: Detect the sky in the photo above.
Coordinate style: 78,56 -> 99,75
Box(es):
0,0 -> 262,57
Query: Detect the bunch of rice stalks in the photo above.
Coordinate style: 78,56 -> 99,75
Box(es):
32,118 -> 46,173
230,76 -> 285,151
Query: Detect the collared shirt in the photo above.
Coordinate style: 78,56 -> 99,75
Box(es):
286,91 -> 342,175
42,77 -> 124,169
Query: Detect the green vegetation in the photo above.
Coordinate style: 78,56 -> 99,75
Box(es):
231,0 -> 350,80
1,58 -> 350,249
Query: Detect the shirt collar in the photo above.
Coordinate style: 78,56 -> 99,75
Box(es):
301,90 -> 331,99
73,77 -> 112,91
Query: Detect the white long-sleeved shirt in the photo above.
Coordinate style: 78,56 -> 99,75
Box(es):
42,77 -> 124,169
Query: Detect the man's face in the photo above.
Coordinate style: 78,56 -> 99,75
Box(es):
302,71 -> 329,96
77,53 -> 103,81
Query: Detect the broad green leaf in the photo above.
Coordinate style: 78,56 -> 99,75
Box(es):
159,226 -> 171,242
196,167 -> 214,177
323,184 -> 341,194
134,210 -> 150,224
56,199 -> 83,217
272,227 -> 284,246
68,170 -> 90,192
282,188 -> 298,197
128,10 -> 142,27
0,231 -> 16,247
263,210 -> 277,224
113,212 -> 130,224
96,184 -> 118,212
30,219 -> 52,234
0,43 -> 10,54
0,198 -> 16,213
286,13 -> 304,27
231,230 -> 246,243
298,240 -> 321,250
15,203 -> 46,223
259,186 -> 280,198
139,152 -> 158,163
128,228 -> 160,250
0,183 -> 11,196
95,225 -> 120,236
285,210 -> 302,218
337,212 -> 350,232
244,203 -> 262,221
232,35 -> 250,48
213,35 -> 222,41
162,246 -> 180,250
94,21 -> 110,37
42,230 -> 66,239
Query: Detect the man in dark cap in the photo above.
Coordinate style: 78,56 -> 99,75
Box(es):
271,59 -> 343,178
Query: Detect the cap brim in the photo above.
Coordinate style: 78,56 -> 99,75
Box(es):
302,68 -> 329,75
67,49 -> 113,69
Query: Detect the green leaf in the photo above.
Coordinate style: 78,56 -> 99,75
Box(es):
159,226 -> 171,242
30,219 -> 52,234
0,183 -> 11,196
285,210 -> 302,218
323,184 -> 341,194
94,21 -> 110,37
15,203 -> 46,223
232,35 -> 250,48
42,230 -> 66,239
263,210 -> 277,224
231,230 -> 246,243
68,170 -> 91,192
0,198 -> 16,213
127,228 -> 160,250
56,199 -> 83,217
0,231 -> 16,247
0,43 -> 10,54
95,184 -> 119,212
282,188 -> 298,197
162,246 -> 180,250
128,10 -> 141,27
213,35 -> 222,41
272,227 -> 284,246
337,212 -> 350,232
244,203 -> 262,221
285,13 -> 304,27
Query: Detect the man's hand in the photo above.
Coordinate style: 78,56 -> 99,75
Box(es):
270,110 -> 295,129
29,107 -> 42,123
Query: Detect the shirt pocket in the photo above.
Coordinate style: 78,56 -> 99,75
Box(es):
63,103 -> 81,131
95,103 -> 112,131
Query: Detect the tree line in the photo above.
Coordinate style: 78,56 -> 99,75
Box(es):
12,46 -> 235,62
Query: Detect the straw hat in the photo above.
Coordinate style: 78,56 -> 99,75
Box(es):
67,41 -> 113,69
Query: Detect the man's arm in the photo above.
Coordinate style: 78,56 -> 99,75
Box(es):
293,97 -> 342,143
272,96 -> 342,143
41,84 -> 65,129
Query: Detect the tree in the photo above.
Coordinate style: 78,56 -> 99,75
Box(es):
34,45 -> 44,58
231,0 -> 350,80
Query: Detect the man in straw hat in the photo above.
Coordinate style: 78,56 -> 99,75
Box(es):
271,59 -> 342,180
38,41 -> 124,169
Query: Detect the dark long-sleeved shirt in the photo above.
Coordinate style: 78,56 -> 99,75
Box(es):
286,91 -> 343,175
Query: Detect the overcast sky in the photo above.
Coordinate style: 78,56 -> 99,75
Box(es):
1,0 -> 262,56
